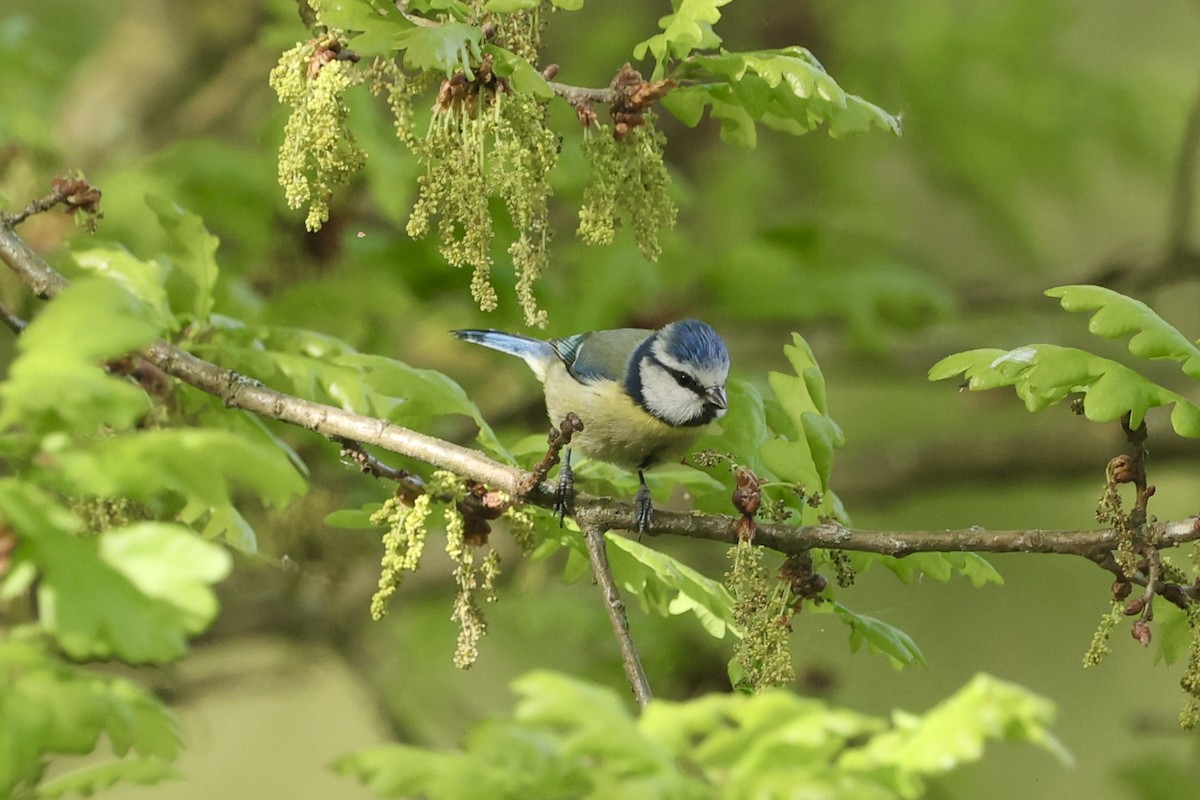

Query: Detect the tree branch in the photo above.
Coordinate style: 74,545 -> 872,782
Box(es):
580,520 -> 652,706
2,216 -> 1200,566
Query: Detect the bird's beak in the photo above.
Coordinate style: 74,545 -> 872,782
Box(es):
706,385 -> 728,410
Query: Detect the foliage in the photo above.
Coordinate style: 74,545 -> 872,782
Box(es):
335,669 -> 1068,799
0,631 -> 182,798
931,284 -> 1200,725
270,0 -> 899,325
1,0 -> 1194,796
930,285 -> 1200,437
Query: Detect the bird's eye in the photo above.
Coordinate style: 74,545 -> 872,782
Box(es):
672,370 -> 700,391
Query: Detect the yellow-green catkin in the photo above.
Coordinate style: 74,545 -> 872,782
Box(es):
493,92 -> 556,328
727,540 -> 795,691
405,86 -> 556,326
434,470 -> 494,669
369,493 -> 432,620
503,503 -> 537,552
71,497 -> 137,534
1095,474 -> 1137,577
1180,603 -> 1200,729
1083,602 -> 1123,668
577,114 -> 678,262
269,37 -> 367,232
446,502 -> 487,669
393,1 -> 557,326
828,549 -> 856,588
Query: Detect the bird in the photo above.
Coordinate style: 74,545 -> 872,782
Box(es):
452,319 -> 730,532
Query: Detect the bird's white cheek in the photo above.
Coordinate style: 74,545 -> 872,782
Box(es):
713,406 -> 727,420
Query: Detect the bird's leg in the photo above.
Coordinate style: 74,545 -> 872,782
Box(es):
554,447 -> 575,526
634,470 -> 653,534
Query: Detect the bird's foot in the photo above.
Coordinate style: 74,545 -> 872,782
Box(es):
554,458 -> 575,526
634,481 -> 653,534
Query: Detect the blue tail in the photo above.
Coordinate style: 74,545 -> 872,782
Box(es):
451,329 -> 557,379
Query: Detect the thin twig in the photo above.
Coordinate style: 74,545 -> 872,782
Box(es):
580,520 -> 652,706
1,177 -> 102,228
517,412 -> 582,496
337,437 -> 428,497
0,303 -> 25,335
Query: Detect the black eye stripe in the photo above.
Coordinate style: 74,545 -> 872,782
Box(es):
646,355 -> 705,395
672,370 -> 704,393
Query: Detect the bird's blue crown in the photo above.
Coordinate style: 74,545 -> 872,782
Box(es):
661,319 -> 730,369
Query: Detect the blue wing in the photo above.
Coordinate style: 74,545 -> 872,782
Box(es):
551,328 -> 652,384
454,327 -> 653,385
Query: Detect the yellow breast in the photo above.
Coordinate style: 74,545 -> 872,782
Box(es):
542,364 -> 704,470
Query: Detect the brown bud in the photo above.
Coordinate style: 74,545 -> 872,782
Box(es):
1131,619 -> 1151,647
461,509 -> 492,547
541,63 -> 559,80
572,101 -> 597,128
1106,455 -> 1136,484
481,22 -> 497,39
1111,580 -> 1132,601
1123,596 -> 1146,616
731,467 -> 762,518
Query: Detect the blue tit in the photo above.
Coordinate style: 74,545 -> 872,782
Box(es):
453,319 -> 730,532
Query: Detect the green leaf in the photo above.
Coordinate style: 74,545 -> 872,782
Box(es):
695,379 -> 770,473
483,0 -> 538,11
200,503 -> 258,552
0,482 -> 228,662
0,633 -> 181,798
929,343 -> 1200,436
38,757 -> 180,798
0,277 -> 158,434
1047,284 -> 1200,380
483,44 -> 554,98
394,22 -> 483,77
70,243 -> 175,330
849,551 -> 1003,587
605,534 -> 738,638
663,47 -> 901,148
99,522 -> 232,633
325,503 -> 385,529
1153,602 -> 1190,666
333,745 -> 463,798
336,671 -> 684,798
550,0 -> 583,8
319,0 -> 404,31
335,669 -> 1067,799
826,601 -> 926,668
838,673 -> 1072,795
51,428 -> 308,511
321,0 -> 417,57
769,333 -> 845,491
145,194 -> 218,322
634,0 -> 729,73
341,352 -> 512,459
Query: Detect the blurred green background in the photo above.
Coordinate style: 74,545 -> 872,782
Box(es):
3,0 -> 1199,796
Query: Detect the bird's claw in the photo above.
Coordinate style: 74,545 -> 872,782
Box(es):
554,458 -> 575,526
634,481 -> 653,534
